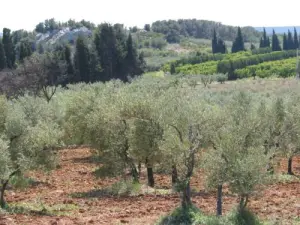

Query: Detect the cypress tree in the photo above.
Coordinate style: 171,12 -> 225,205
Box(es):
283,33 -> 288,50
64,45 -> 74,82
272,30 -> 281,51
294,28 -> 299,49
231,27 -> 245,53
217,39 -> 226,54
287,30 -> 294,50
125,33 -> 139,79
212,29 -> 218,54
2,28 -> 15,68
259,28 -> 270,48
74,37 -> 90,83
0,41 -> 6,70
94,23 -> 117,81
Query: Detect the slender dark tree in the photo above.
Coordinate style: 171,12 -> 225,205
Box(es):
64,45 -> 74,83
74,37 -> 90,83
125,33 -> 139,79
283,33 -> 288,50
231,27 -> 245,53
0,41 -> 6,70
217,39 -> 226,54
272,30 -> 281,51
294,28 -> 299,49
94,23 -> 117,81
212,29 -> 218,54
287,30 -> 294,50
2,28 -> 15,68
259,28 -> 270,48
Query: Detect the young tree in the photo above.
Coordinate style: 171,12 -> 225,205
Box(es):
272,30 -> 281,51
0,41 -> 6,70
217,39 -> 226,54
231,27 -> 245,53
250,43 -> 256,50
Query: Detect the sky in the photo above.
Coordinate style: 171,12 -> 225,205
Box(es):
1,0 -> 299,31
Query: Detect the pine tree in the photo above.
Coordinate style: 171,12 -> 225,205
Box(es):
212,29 -> 218,54
74,37 -> 90,83
231,27 -> 245,53
283,33 -> 288,50
0,41 -> 6,70
294,28 -> 299,49
2,28 -> 15,68
287,30 -> 294,50
272,30 -> 281,51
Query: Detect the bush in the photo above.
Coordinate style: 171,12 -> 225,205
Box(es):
157,205 -> 201,225
226,208 -> 262,225
216,73 -> 228,84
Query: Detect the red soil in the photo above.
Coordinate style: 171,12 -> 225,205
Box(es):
0,148 -> 299,225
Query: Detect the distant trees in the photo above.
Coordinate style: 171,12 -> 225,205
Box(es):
152,19 -> 261,42
272,30 -> 281,51
231,27 -> 245,53
259,28 -> 270,48
283,33 -> 288,50
94,23 -> 144,82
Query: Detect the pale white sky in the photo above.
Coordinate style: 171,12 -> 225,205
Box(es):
1,0 -> 299,31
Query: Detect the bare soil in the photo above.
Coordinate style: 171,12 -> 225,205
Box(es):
1,148 -> 300,225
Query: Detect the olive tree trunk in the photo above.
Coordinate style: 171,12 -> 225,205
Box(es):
181,181 -> 192,208
216,184 -> 223,216
172,165 -> 178,186
288,156 -> 293,175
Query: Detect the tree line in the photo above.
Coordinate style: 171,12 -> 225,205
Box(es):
213,27 -> 300,54
151,19 -> 261,43
0,24 -> 145,96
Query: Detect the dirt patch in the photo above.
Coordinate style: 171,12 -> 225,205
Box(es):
1,148 -> 300,225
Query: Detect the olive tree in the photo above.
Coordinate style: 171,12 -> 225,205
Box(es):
159,89 -> 217,208
203,92 -> 270,215
0,96 -> 63,208
277,96 -> 300,175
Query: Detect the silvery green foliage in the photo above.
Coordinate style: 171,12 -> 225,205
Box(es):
3,95 -> 64,172
203,92 -> 270,198
158,88 -> 219,183
0,138 -> 12,180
